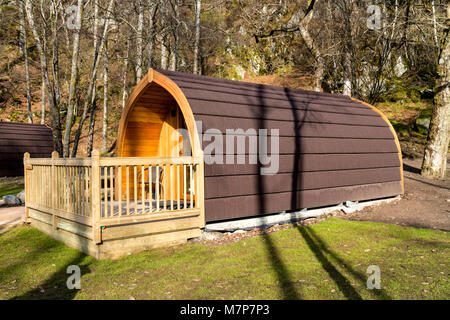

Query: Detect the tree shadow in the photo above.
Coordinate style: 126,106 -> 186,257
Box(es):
11,251 -> 90,300
254,84 -> 301,300
297,225 -> 392,300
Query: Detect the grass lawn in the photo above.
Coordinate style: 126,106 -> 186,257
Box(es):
0,177 -> 24,198
0,218 -> 448,300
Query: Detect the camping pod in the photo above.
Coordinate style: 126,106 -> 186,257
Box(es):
117,68 -> 404,222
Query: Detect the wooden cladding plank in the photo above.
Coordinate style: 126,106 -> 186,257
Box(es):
204,167 -> 401,199
179,86 -> 372,112
158,70 -> 356,104
177,82 -> 372,111
191,101 -> 388,126
0,140 -> 53,147
201,136 -> 398,154
197,115 -> 394,138
204,181 -> 403,222
0,145 -> 54,154
204,153 -> 401,176
0,132 -> 53,140
0,152 -> 51,160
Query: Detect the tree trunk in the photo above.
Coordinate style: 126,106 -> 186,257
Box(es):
160,2 -> 168,69
160,34 -> 168,69
18,0 -> 32,123
297,1 -> 323,92
71,0 -> 115,157
41,73 -> 46,124
136,0 -> 144,82
24,0 -> 62,154
170,0 -> 180,72
101,40 -> 109,154
62,0 -> 83,157
421,5 -> 450,179
147,0 -> 158,69
432,0 -> 439,52
122,36 -> 130,109
193,0 -> 201,74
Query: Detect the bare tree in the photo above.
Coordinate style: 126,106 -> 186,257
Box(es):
24,0 -> 63,154
160,1 -> 168,69
193,0 -> 201,74
147,0 -> 159,69
18,0 -> 32,123
62,0 -> 84,157
136,0 -> 144,82
169,0 -> 180,71
71,0 -> 115,157
422,4 -> 450,179
122,35 -> 129,109
101,38 -> 109,153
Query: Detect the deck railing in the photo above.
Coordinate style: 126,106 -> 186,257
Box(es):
24,151 -> 203,244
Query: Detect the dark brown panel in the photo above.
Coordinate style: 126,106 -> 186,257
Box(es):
204,181 -> 403,221
0,123 -> 53,176
0,140 -> 53,147
191,102 -> 388,126
0,152 -> 51,160
0,146 -> 54,153
201,136 -> 398,154
182,88 -> 372,114
177,82 -> 369,110
0,133 -> 53,140
159,69 -> 355,103
204,153 -> 401,176
196,115 -> 394,138
204,167 -> 401,199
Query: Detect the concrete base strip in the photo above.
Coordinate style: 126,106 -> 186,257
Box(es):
204,196 -> 401,233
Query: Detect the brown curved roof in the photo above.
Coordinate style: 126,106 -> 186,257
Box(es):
0,122 -> 53,177
133,69 -> 404,222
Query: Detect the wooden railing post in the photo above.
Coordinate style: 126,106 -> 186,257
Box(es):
51,151 -> 59,229
91,150 -> 102,244
198,155 -> 205,228
23,152 -> 31,223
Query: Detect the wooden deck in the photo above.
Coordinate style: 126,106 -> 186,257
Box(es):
24,151 -> 205,259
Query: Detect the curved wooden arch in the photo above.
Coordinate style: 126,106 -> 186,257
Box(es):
117,68 -> 203,158
351,97 -> 404,194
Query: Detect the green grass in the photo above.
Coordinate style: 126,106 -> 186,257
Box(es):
0,177 -> 24,198
0,218 -> 448,300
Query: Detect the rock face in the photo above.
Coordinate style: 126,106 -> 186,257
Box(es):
16,190 -> 25,204
1,195 -> 21,206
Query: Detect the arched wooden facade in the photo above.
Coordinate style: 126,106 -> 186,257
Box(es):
118,69 -> 403,222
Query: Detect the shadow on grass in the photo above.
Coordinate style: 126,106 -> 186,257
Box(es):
260,232 -> 301,299
297,225 -> 392,300
11,252 -> 90,300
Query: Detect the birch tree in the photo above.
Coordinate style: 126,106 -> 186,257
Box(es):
24,0 -> 63,153
101,39 -> 109,153
122,35 -> 129,109
71,0 -> 115,157
18,0 -> 32,123
62,0 -> 83,157
147,0 -> 158,69
135,0 -> 144,82
169,0 -> 180,71
422,4 -> 450,179
193,0 -> 201,74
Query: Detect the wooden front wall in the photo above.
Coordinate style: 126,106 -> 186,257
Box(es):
120,83 -> 188,201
